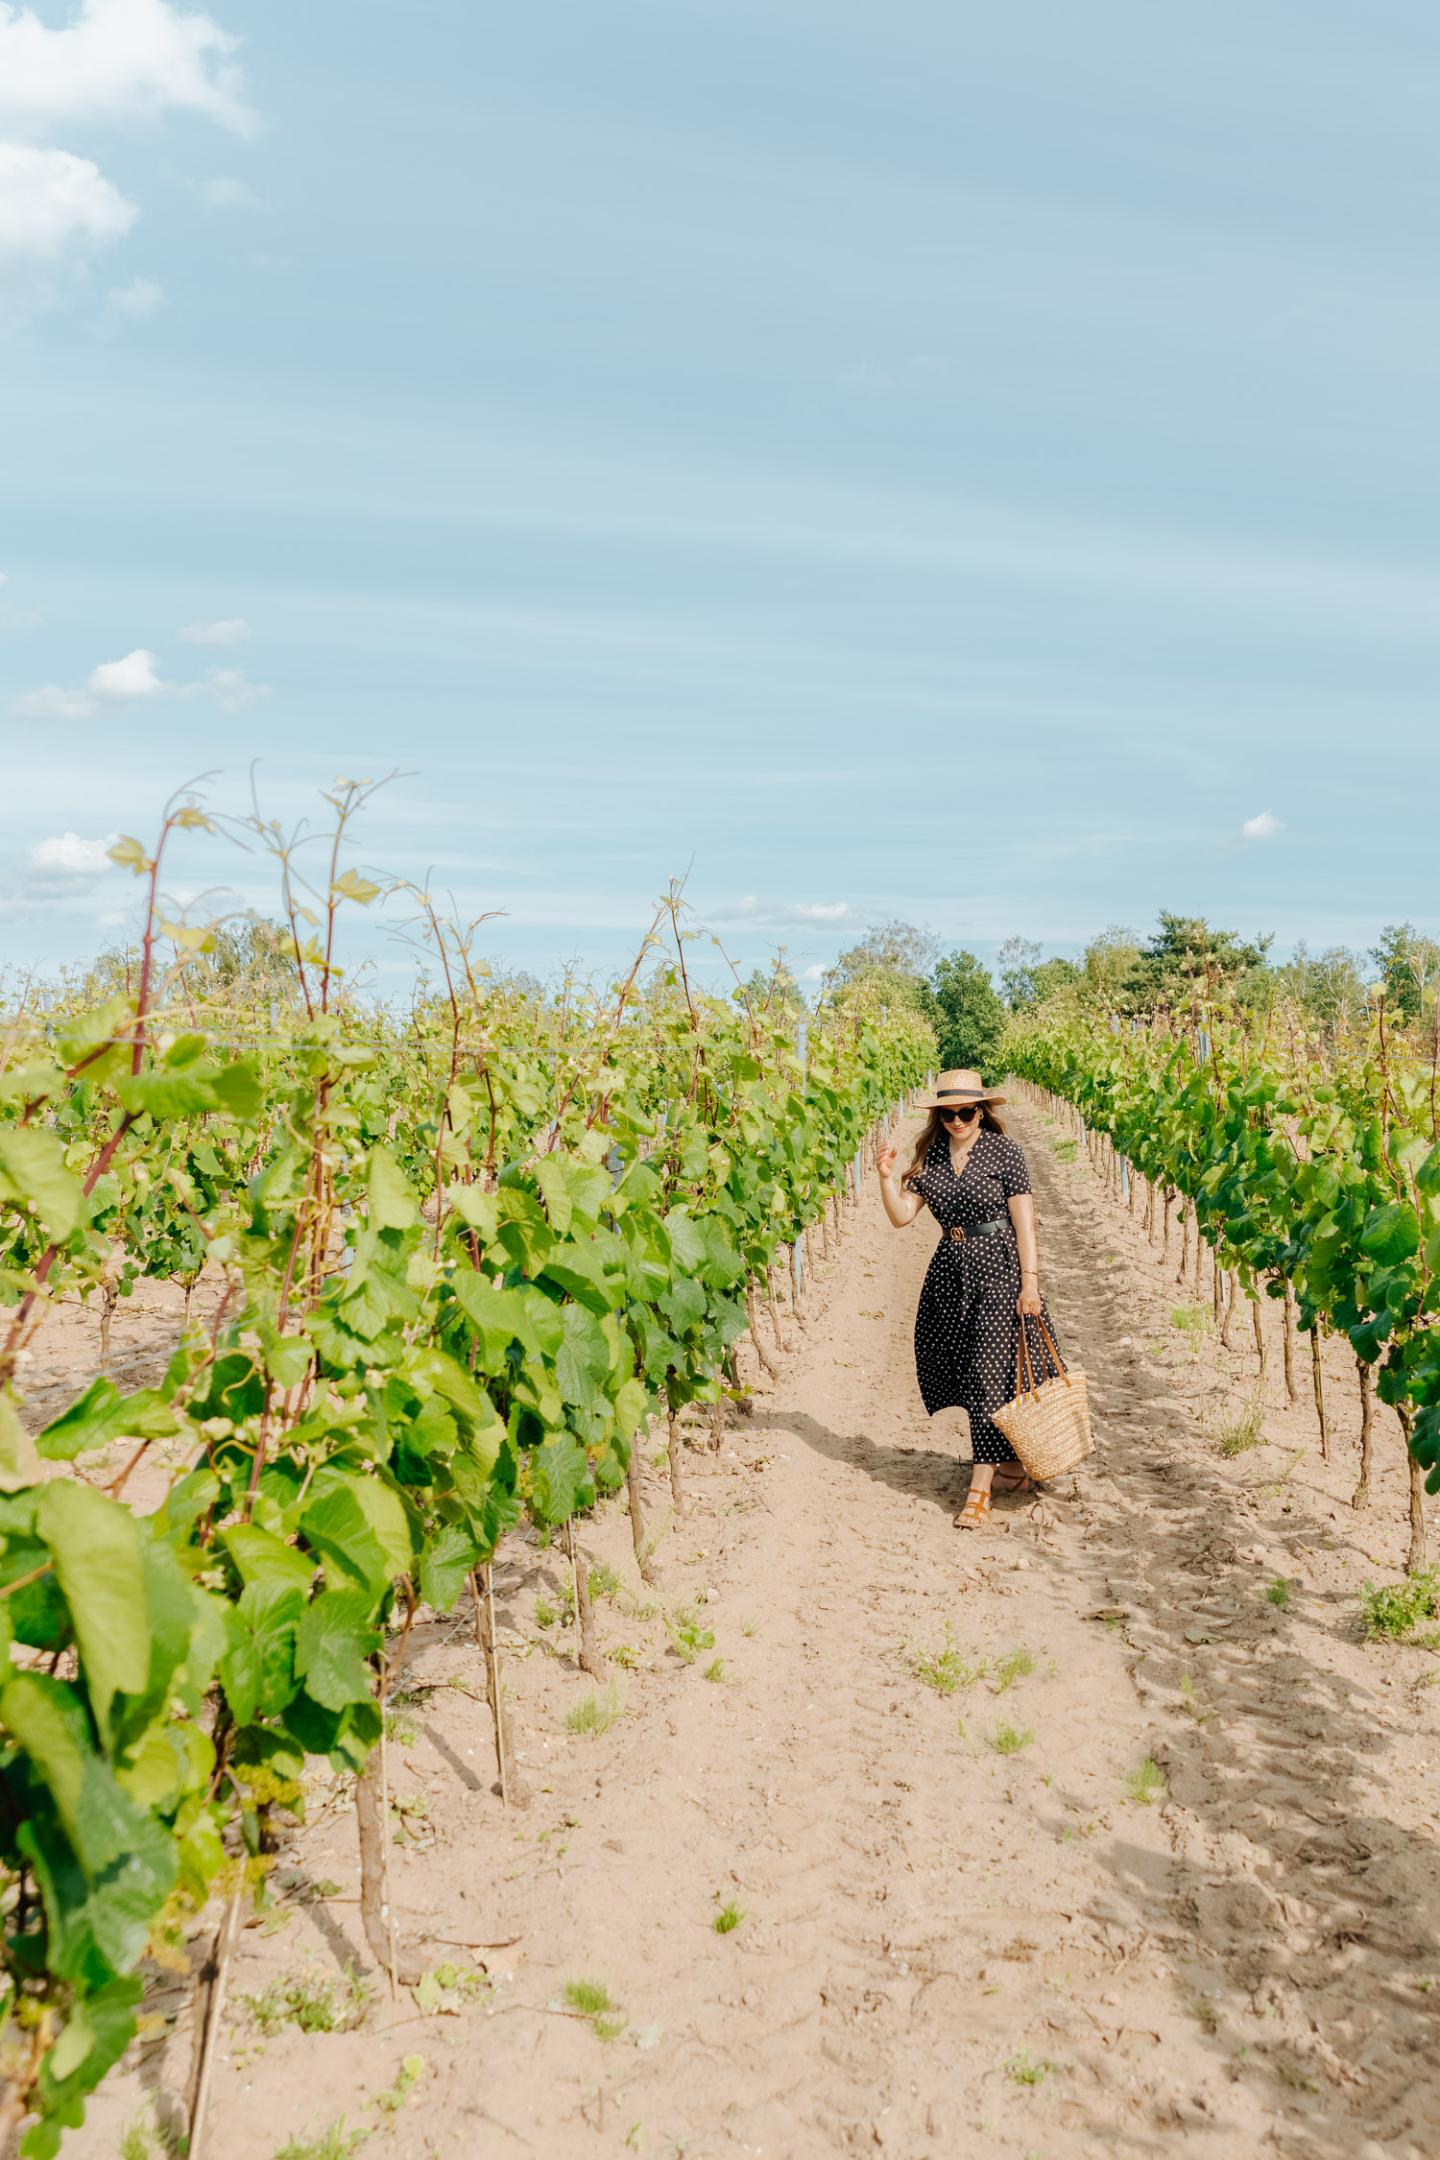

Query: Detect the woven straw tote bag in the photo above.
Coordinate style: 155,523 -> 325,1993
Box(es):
991,1316 -> 1094,1481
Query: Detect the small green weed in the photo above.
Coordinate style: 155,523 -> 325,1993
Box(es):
563,1976 -> 626,2040
1170,1304 -> 1210,1357
1054,1139 -> 1078,1163
587,1561 -> 623,1600
535,1598 -> 559,1630
372,2054 -> 426,2114
741,1617 -> 757,1638
120,2116 -> 184,2160
1265,1578 -> 1290,1610
910,1628 -> 979,1696
272,2125 -> 364,2160
564,1977 -> 614,2017
665,1604 -> 715,1665
1361,1570 -> 1440,1642
1126,1757 -> 1167,1806
991,1722 -> 1034,1756
713,1900 -> 744,1934
243,1968 -> 372,2037
702,1656 -> 726,1683
609,1643 -> 643,1670
383,1708 -> 417,1747
565,1684 -> 624,1737
1216,1395 -> 1266,1457
989,1646 -> 1035,1694
1002,2047 -> 1054,2086
412,1962 -> 487,2015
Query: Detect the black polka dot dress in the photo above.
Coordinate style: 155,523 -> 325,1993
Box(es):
910,1129 -> 1061,1465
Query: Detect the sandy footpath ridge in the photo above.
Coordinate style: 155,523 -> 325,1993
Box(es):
64,1098 -> 1440,2160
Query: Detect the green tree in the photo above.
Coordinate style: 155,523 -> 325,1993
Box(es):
1371,923 -> 1440,1024
830,918 -> 940,1020
1270,941 -> 1369,1045
930,950 -> 1006,1074
1124,912 -> 1271,1013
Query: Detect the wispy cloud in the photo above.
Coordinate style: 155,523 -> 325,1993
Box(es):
179,616 -> 251,646
203,174 -> 260,210
107,273 -> 162,319
1241,810 -> 1284,842
707,895 -> 852,930
0,140 -> 133,265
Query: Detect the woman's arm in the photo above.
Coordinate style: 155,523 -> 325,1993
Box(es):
1009,1191 -> 1043,1314
876,1144 -> 924,1227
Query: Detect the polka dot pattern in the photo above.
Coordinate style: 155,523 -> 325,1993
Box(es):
909,1129 -> 1063,1464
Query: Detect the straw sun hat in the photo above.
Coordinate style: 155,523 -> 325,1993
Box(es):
914,1067 -> 1007,1110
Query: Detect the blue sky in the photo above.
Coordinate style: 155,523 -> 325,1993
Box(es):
2,0 -> 1438,995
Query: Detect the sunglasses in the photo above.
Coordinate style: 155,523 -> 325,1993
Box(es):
939,1104 -> 981,1123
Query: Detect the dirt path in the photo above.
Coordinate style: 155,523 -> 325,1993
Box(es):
75,1101 -> 1440,2160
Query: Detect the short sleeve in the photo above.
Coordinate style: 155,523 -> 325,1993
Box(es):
997,1139 -> 1031,1199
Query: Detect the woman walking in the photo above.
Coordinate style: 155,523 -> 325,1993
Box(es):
876,1068 -> 1060,1530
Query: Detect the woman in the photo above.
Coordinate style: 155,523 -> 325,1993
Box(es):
876,1068 -> 1060,1530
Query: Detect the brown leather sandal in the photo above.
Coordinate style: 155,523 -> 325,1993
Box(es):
991,1466 -> 1033,1494
955,1486 -> 992,1530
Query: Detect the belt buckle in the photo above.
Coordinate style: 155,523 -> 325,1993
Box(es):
948,1225 -> 966,1245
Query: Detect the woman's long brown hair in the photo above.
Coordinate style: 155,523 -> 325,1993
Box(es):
901,1103 -> 1007,1189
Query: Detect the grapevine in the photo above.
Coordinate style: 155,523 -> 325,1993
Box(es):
0,792 -> 933,2155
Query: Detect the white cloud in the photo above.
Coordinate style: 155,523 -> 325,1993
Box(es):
710,895 -> 852,930
203,174 -> 259,209
800,962 -> 828,982
29,830 -> 115,874
88,647 -> 163,699
12,682 -> 101,719
196,665 -> 267,714
12,643 -> 270,720
0,0 -> 256,136
0,140 -> 133,263
1241,810 -> 1284,842
108,272 -> 162,317
179,615 -> 250,646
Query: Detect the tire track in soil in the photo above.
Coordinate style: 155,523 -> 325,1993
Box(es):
68,1103 -> 1440,2160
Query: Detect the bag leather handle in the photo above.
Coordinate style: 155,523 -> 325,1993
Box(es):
1013,1313 -> 1071,1400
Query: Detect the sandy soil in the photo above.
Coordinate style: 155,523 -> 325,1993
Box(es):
58,1096 -> 1440,2160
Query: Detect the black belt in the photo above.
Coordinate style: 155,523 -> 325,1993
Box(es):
946,1217 -> 1010,1245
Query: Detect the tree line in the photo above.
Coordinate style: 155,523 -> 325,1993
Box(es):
815,914 -> 1440,1078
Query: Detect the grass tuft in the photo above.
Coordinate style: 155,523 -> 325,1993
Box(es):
910,1627 -> 980,1696
564,1977 -> 613,2017
702,1656 -> 726,1683
665,1603 -> 716,1665
989,1646 -> 1035,1694
713,1900 -> 744,1935
991,1722 -> 1034,1756
564,1684 -> 624,1737
1126,1756 -> 1167,1806
1215,1394 -> 1267,1457
1170,1304 -> 1211,1357
1265,1577 -> 1290,1610
273,2126 -> 364,2160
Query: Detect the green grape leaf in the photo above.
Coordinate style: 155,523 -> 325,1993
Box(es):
418,1524 -> 477,1612
35,1482 -> 150,1743
0,1128 -> 85,1240
368,1145 -> 420,1231
527,1433 -> 589,1525
294,1589 -> 381,1711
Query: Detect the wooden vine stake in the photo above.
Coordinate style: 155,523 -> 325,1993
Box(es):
666,1405 -> 687,1515
355,1733 -> 401,1993
1309,1326 -> 1330,1460
473,1565 -> 531,1803
623,1432 -> 658,1585
1251,1292 -> 1267,1379
788,1241 -> 807,1330
1401,1408 -> 1428,1574
745,1280 -> 779,1380
1281,1282 -> 1299,1404
1352,1356 -> 1375,1510
185,1886 -> 243,2160
565,1518 -> 607,1681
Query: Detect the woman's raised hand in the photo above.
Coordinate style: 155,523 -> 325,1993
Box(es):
877,1144 -> 899,1178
